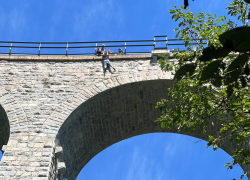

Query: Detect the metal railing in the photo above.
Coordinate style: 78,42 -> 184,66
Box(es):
0,35 -> 206,56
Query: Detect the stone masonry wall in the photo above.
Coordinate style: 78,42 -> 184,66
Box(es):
0,54 -> 173,179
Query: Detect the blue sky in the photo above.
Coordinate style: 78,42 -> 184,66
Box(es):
78,133 -> 243,180
0,0 -> 245,179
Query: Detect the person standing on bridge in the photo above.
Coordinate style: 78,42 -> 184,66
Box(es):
96,44 -> 106,56
103,50 -> 116,72
118,48 -> 124,55
99,44 -> 113,54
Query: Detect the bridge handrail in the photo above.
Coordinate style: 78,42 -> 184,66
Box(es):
0,36 -> 207,56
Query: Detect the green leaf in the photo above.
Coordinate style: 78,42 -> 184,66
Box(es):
244,0 -> 250,4
200,60 -> 221,81
169,9 -> 175,14
219,27 -> 250,52
198,46 -> 230,62
240,76 -> 247,87
225,69 -> 242,85
226,84 -> 234,98
174,63 -> 197,81
244,64 -> 250,75
161,122 -> 166,129
211,75 -> 222,87
226,54 -> 249,73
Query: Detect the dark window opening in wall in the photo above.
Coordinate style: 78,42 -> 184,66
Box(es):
76,133 -> 244,180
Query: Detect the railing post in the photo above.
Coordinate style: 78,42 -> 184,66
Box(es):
39,43 -> 41,56
154,36 -> 156,50
95,43 -> 97,54
9,43 -> 12,56
166,36 -> 168,50
125,42 -> 127,55
66,43 -> 68,56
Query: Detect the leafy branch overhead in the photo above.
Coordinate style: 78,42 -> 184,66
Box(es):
157,0 -> 250,179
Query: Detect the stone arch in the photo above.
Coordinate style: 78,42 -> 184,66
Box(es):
0,88 -> 28,152
42,71 -> 172,134
53,78 -> 244,180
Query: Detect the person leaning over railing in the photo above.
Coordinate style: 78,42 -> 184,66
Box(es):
96,44 -> 113,56
118,48 -> 124,55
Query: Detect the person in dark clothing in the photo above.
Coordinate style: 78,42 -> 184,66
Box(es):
118,48 -> 124,55
96,47 -> 102,56
103,50 -> 116,72
97,44 -> 113,56
96,44 -> 105,56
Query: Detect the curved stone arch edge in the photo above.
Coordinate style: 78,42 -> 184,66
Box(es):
0,88 -> 28,126
42,71 -> 173,135
0,87 -> 28,152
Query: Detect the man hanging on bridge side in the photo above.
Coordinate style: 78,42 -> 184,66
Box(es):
103,50 -> 116,72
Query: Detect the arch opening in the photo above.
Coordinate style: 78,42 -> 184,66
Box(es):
77,133 -> 244,180
55,80 -> 241,180
0,104 -> 10,156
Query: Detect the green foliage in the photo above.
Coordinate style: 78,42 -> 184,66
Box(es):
219,26 -> 250,52
157,1 -> 250,179
226,0 -> 250,25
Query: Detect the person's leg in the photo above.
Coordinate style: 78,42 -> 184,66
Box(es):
107,60 -> 114,70
110,64 -> 116,71
104,61 -> 107,71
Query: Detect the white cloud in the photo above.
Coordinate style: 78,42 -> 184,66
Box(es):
163,133 -> 183,159
124,144 -> 169,180
125,147 -> 151,180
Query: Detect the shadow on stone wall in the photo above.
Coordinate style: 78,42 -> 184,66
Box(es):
54,80 -> 243,180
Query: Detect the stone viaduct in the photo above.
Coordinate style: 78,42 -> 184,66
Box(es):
0,51 -> 248,179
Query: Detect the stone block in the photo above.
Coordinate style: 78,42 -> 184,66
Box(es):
32,178 -> 48,180
34,143 -> 44,148
2,145 -> 7,152
44,141 -> 54,148
57,162 -> 66,174
38,171 -> 49,177
17,143 -> 27,148
151,49 -> 170,56
29,162 -> 40,167
55,146 -> 63,158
